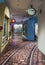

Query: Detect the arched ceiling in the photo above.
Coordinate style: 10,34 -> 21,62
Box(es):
5,0 -> 42,17
5,0 -> 31,17
6,0 -> 31,10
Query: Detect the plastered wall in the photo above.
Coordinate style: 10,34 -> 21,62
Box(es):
0,4 -> 10,52
0,4 -> 5,51
38,0 -> 45,55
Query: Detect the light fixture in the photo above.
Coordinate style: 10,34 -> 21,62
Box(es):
11,19 -> 16,23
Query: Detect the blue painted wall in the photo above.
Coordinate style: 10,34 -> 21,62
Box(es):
0,0 -> 5,3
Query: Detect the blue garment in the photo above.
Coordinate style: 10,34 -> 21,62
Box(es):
27,16 -> 38,40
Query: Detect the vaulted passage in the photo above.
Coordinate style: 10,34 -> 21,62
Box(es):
0,0 -> 45,65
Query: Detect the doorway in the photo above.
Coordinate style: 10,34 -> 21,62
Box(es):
2,16 -> 8,45
13,23 -> 23,40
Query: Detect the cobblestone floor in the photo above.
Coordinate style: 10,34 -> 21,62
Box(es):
5,42 -> 36,65
0,38 -> 27,64
0,34 -> 45,65
32,48 -> 45,65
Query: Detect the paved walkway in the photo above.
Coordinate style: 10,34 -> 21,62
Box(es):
0,34 -> 45,65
